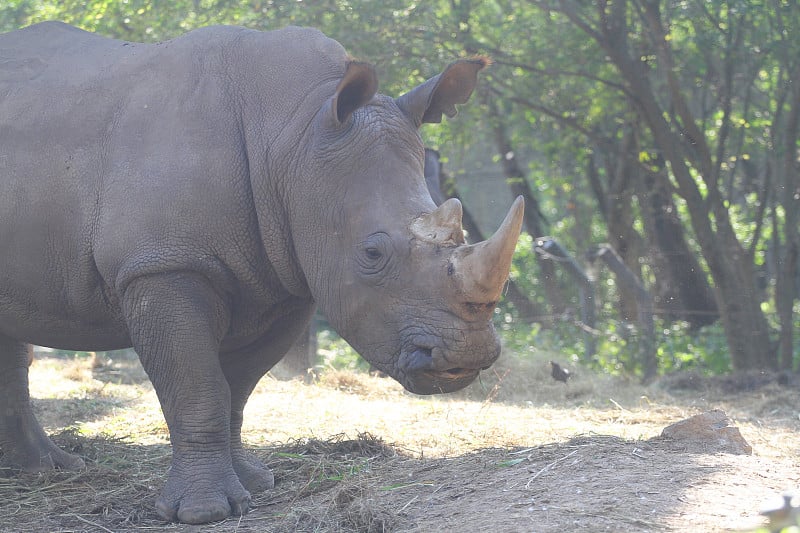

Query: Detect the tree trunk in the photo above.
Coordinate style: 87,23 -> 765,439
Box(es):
582,0 -> 775,369
635,155 -> 719,329
774,66 -> 800,370
487,102 -> 567,317
590,136 -> 645,323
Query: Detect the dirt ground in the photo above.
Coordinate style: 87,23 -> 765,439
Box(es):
3,349 -> 799,532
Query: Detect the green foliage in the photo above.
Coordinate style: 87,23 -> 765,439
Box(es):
47,349 -> 97,359
316,330 -> 370,373
499,317 -> 732,377
502,237 -> 734,376
655,322 -> 731,375
3,0 -> 798,376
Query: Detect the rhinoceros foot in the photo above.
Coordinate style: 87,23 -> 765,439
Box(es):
0,367 -> 85,473
0,427 -> 86,473
232,449 -> 275,493
156,451 -> 250,524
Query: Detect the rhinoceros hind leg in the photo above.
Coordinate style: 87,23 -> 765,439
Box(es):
0,340 -> 85,472
231,449 -> 274,493
221,304 -> 314,495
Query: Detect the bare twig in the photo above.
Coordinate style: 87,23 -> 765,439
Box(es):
65,514 -> 115,533
525,450 -> 579,489
609,398 -> 630,412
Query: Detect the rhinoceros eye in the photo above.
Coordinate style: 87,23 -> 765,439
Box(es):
356,232 -> 393,280
365,247 -> 382,261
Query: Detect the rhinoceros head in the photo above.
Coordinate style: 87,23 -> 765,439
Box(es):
290,58 -> 524,394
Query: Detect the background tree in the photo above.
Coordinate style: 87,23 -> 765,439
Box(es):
2,0 -> 797,375
439,0 -> 797,371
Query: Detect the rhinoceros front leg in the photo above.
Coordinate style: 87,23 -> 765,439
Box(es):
221,304 -> 314,493
0,336 -> 85,472
220,349 -> 276,495
223,356 -> 275,495
122,273 -> 247,524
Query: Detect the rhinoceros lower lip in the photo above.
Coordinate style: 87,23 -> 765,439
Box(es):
423,367 -> 479,380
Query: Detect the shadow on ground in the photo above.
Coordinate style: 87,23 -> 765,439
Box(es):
0,431 -> 782,532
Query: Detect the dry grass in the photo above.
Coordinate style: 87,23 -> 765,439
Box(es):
1,432 -> 167,532
3,348 -> 798,532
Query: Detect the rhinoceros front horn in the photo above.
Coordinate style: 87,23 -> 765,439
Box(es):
451,196 -> 525,307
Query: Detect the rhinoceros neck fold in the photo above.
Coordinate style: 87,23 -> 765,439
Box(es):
248,178 -> 311,299
228,29 -> 350,300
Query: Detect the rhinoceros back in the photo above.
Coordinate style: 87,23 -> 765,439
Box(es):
0,22 -> 129,345
0,22 -> 346,348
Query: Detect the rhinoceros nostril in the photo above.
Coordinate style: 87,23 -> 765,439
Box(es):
400,348 -> 434,372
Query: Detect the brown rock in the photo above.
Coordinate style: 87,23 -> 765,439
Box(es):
660,409 -> 752,455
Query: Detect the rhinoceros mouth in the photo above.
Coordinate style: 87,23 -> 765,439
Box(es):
397,347 -> 482,394
424,367 -> 479,380
410,366 -> 480,395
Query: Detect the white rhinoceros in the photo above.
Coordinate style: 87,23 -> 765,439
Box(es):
0,22 -> 523,524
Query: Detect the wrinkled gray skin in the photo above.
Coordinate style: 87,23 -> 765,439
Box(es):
424,148 -> 448,206
0,22 -> 523,524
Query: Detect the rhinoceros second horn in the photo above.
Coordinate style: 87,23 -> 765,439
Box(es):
410,197 -> 465,245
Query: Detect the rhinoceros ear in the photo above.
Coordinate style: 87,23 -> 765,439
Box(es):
395,57 -> 490,128
331,60 -> 378,125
